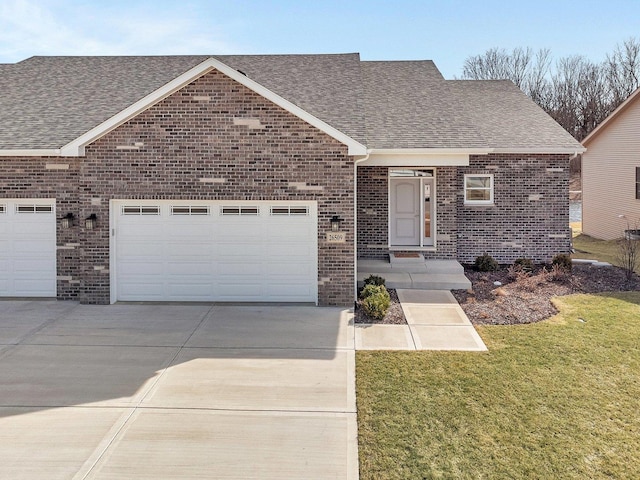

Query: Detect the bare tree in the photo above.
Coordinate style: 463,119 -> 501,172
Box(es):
606,37 -> 640,106
460,42 -> 640,141
461,47 -> 551,101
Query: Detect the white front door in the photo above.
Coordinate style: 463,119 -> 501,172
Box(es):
390,178 -> 421,245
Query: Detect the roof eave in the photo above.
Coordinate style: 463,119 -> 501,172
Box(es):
491,147 -> 586,154
0,148 -> 62,157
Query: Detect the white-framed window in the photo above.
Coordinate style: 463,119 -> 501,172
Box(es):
464,174 -> 494,205
221,206 -> 260,216
121,205 -> 160,215
171,205 -> 210,215
16,204 -> 53,213
270,206 -> 309,216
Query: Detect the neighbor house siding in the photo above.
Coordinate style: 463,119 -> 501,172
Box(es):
583,99 -> 640,240
79,69 -> 354,305
457,153 -> 571,264
0,157 -> 81,299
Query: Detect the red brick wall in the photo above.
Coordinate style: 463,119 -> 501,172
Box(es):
79,69 -> 355,305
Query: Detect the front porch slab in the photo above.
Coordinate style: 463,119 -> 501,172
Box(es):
357,259 -> 471,290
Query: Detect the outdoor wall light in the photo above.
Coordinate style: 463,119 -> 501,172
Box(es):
330,215 -> 343,232
85,214 -> 98,230
60,212 -> 75,229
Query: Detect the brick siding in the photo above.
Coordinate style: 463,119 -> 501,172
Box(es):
1,70 -> 355,306
357,154 -> 571,264
458,154 -> 571,264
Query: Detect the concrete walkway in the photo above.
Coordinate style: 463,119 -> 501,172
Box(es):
355,289 -> 487,351
0,301 -> 358,479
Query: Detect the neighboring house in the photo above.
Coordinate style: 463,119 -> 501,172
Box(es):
0,54 -> 583,306
582,87 -> 640,240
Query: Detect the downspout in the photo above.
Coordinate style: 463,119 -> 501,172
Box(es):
354,152 -> 371,303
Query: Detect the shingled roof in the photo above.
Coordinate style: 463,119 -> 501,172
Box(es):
0,53 -> 582,152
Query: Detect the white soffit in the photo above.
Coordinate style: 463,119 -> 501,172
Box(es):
359,149 -> 492,166
51,57 -> 366,157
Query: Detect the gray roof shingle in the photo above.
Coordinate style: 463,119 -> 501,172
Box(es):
0,54 -> 582,152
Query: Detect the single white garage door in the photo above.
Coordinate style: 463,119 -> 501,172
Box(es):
0,199 -> 57,297
112,200 -> 318,303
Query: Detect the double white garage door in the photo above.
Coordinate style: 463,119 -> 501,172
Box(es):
112,200 -> 318,303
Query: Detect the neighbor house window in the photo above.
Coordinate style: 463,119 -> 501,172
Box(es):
636,167 -> 640,200
464,174 -> 494,205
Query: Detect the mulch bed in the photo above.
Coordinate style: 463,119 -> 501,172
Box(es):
354,288 -> 406,324
452,264 -> 640,325
354,264 -> 640,326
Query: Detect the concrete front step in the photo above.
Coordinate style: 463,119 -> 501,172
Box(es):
357,272 -> 471,291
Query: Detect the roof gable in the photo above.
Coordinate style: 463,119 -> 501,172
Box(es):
60,56 -> 366,156
582,86 -> 640,146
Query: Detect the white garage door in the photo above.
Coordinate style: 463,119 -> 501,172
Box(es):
0,199 -> 57,297
112,200 -> 318,303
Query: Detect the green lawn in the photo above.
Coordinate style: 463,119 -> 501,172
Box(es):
572,233 -> 640,273
356,293 -> 640,479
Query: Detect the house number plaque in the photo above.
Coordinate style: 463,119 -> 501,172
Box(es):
326,232 -> 346,243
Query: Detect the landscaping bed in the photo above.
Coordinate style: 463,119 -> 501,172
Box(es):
355,263 -> 640,326
453,263 -> 640,325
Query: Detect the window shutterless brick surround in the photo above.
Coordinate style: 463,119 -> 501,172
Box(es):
357,154 -> 571,264
0,70 -> 354,305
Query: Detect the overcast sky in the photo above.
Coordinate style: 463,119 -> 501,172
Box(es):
1,0 -> 639,78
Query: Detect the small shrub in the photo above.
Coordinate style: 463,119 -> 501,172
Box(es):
549,263 -> 570,282
361,288 -> 391,321
552,253 -> 572,272
514,258 -> 534,272
474,253 -> 498,272
363,274 -> 386,287
360,283 -> 386,300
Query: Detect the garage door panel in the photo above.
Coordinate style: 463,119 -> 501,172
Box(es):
166,244 -> 213,257
13,240 -> 55,254
118,243 -> 164,257
215,244 -> 266,257
216,283 -> 264,299
13,258 -> 56,273
114,200 -> 317,303
166,282 -> 214,297
117,262 -> 165,276
167,262 -> 213,275
216,262 -> 263,275
12,222 -> 54,235
267,283 -> 315,298
118,223 -> 164,237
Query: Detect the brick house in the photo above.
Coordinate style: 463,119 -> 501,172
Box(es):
0,54 -> 583,306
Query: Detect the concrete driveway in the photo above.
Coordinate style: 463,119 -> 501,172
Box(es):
0,300 -> 357,479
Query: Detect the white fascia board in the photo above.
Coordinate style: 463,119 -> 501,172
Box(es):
360,148 -> 493,167
0,149 -> 62,157
491,147 -> 586,154
59,57 -> 367,157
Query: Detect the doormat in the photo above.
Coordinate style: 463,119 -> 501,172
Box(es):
392,252 -> 421,258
